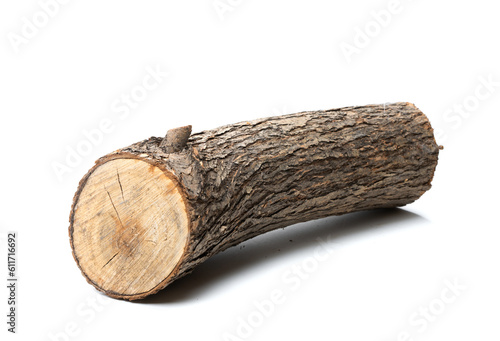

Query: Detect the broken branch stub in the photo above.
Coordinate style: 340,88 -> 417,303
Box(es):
159,125 -> 192,153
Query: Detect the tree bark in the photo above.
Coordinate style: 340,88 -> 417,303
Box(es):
69,102 -> 441,300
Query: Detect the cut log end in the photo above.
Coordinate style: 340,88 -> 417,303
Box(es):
70,157 -> 189,300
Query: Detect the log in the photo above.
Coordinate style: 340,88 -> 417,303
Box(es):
69,102 -> 441,300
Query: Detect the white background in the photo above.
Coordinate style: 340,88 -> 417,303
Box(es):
1,0 -> 499,340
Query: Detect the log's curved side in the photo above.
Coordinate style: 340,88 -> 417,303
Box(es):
69,102 -> 441,300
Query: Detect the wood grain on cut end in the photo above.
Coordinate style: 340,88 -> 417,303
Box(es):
70,158 -> 189,300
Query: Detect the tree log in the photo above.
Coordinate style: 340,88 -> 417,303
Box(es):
69,102 -> 441,300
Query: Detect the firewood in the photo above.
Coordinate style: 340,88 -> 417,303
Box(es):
69,102 -> 441,300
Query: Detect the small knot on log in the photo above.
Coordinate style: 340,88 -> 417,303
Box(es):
160,125 -> 192,153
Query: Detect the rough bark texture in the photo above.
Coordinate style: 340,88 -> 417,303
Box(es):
70,102 -> 441,300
